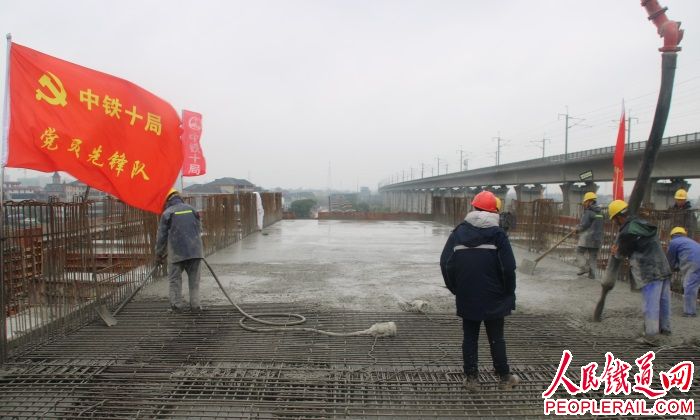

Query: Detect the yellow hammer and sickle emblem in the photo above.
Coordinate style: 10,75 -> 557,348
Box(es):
35,71 -> 67,107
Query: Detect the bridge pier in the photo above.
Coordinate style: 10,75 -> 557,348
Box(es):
559,182 -> 598,216
464,186 -> 483,209
648,178 -> 691,210
514,184 -> 544,203
421,190 -> 432,213
386,189 -> 433,214
408,190 -> 432,213
385,191 -> 402,212
484,185 -> 509,208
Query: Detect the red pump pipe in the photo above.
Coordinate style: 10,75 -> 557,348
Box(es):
641,0 -> 683,52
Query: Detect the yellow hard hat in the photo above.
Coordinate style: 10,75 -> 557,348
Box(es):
608,199 -> 628,220
674,189 -> 688,200
670,226 -> 687,236
166,188 -> 179,200
495,197 -> 502,212
583,192 -> 597,203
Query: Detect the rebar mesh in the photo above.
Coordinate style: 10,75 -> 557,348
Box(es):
1,193 -> 282,360
1,304 -> 697,419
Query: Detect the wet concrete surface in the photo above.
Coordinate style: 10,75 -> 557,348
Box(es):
4,219 -> 699,418
137,219 -> 700,346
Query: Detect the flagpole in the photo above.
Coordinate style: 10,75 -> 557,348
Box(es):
0,33 -> 12,363
179,109 -> 184,192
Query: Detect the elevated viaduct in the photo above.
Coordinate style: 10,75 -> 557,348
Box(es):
380,132 -> 700,215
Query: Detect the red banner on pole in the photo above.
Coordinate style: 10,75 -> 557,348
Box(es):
3,43 -> 183,213
180,110 -> 206,176
612,102 -> 626,200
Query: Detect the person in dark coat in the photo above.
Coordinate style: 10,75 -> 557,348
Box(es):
609,200 -> 672,339
668,188 -> 696,238
156,189 -> 204,312
575,192 -> 604,279
440,190 -> 520,391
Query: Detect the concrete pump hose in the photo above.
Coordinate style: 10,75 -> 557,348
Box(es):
202,258 -> 397,338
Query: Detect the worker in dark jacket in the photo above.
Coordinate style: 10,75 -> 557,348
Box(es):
666,226 -> 700,317
670,188 -> 692,211
156,189 -> 204,312
609,200 -> 672,338
668,188 -> 696,238
575,192 -> 604,279
496,197 -> 516,235
440,190 -> 519,391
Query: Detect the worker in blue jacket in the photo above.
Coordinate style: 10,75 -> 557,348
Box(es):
440,190 -> 519,392
156,189 -> 204,312
666,226 -> 700,317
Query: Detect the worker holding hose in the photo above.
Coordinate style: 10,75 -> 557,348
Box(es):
156,189 -> 204,313
440,190 -> 520,391
608,200 -> 672,341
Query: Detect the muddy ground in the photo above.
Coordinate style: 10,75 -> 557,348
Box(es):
136,219 -> 700,346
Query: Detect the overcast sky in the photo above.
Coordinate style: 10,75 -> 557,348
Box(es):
1,1 -> 699,191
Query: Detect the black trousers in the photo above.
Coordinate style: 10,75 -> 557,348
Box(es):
462,317 -> 509,376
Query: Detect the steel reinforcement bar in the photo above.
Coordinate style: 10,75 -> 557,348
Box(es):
1,193 -> 282,362
1,304 -> 697,418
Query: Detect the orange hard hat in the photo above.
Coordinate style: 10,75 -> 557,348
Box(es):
472,191 -> 498,213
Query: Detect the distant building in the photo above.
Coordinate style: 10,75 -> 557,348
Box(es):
183,177 -> 256,195
3,181 -> 42,201
43,172 -> 84,201
359,187 -> 371,202
329,193 -> 356,212
3,172 -> 109,202
66,180 -> 107,202
17,175 -> 52,188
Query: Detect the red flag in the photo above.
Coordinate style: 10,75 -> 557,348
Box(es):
3,43 -> 182,213
612,102 -> 626,200
180,110 -> 206,176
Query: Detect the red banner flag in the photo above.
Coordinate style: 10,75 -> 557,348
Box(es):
3,43 -> 183,213
612,102 -> 626,200
180,110 -> 206,176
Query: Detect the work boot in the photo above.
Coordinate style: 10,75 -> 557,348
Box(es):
169,305 -> 184,313
576,268 -> 588,276
498,373 -> 521,390
682,313 -> 697,318
462,374 -> 480,392
588,271 -> 596,279
191,306 -> 204,314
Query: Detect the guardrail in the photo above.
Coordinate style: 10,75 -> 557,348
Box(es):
380,132 -> 700,188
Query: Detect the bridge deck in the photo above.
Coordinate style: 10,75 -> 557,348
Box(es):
1,220 -> 698,418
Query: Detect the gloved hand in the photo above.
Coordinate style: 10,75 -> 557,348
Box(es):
156,254 -> 167,265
